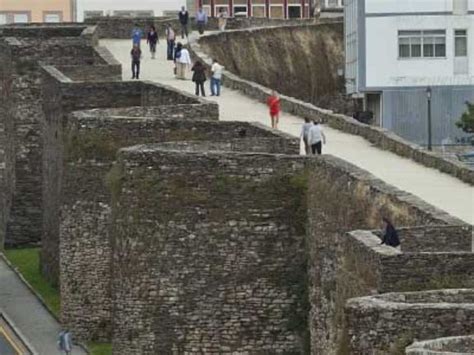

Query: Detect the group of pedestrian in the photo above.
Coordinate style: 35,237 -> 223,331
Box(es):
191,59 -> 223,97
300,117 -> 327,155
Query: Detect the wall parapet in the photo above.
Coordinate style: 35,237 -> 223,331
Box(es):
189,29 -> 474,186
406,335 -> 474,354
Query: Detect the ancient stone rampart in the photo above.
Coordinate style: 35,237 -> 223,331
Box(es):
346,289 -> 474,354
406,335 -> 474,354
190,29 -> 474,185
304,156 -> 467,354
41,65 -> 218,285
84,16 -> 317,39
0,25 -> 114,248
111,143 -> 307,353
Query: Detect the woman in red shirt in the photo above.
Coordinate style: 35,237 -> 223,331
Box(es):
267,91 -> 280,129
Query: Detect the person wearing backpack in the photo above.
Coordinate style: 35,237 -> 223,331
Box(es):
130,44 -> 142,80
192,61 -> 207,96
58,329 -> 72,355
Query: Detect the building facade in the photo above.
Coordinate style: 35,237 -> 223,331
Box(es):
189,0 -> 311,18
76,0 -> 185,21
0,0 -> 74,23
345,0 -> 474,145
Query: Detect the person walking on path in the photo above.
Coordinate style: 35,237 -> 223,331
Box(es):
178,6 -> 189,39
130,44 -> 142,79
165,24 -> 176,61
210,59 -> 223,96
300,117 -> 313,155
267,91 -> 281,129
192,61 -> 207,96
196,7 -> 208,35
308,119 -> 326,155
131,24 -> 143,47
380,217 -> 401,249
58,330 -> 72,355
147,25 -> 158,59
175,43 -> 192,80
218,7 -> 228,31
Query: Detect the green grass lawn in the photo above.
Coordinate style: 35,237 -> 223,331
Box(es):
4,248 -> 112,355
4,248 -> 60,317
88,342 -> 113,355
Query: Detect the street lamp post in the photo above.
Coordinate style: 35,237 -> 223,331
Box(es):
426,87 -> 432,151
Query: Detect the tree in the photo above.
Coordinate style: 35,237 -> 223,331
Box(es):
456,102 -> 474,134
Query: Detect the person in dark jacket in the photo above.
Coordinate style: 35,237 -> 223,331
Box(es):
130,44 -> 142,79
147,25 -> 158,59
178,6 -> 189,39
191,61 -> 207,96
380,217 -> 400,248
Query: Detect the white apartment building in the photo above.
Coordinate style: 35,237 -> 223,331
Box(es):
76,0 -> 185,21
345,0 -> 474,145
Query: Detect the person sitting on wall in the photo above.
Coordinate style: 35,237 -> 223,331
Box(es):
196,6 -> 208,35
380,217 -> 401,249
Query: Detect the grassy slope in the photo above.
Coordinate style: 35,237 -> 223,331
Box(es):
4,248 -> 112,355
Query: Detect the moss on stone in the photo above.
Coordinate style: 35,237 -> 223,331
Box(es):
66,130 -> 122,162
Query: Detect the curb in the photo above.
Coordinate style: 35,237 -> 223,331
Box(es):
0,252 -> 90,354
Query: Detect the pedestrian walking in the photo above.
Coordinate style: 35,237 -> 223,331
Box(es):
131,24 -> 143,47
307,119 -> 327,155
58,329 -> 72,355
178,6 -> 189,39
192,61 -> 207,96
218,7 -> 228,31
130,44 -> 142,79
300,117 -> 313,155
196,7 -> 208,35
147,25 -> 158,59
380,217 -> 401,249
174,43 -> 192,80
267,91 -> 281,129
210,59 -> 223,96
165,24 -> 176,61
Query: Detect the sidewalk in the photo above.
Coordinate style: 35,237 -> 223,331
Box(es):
0,257 -> 86,355
103,37 -> 474,225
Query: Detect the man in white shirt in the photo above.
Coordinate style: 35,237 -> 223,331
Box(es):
210,59 -> 223,96
300,117 -> 313,155
308,120 -> 326,155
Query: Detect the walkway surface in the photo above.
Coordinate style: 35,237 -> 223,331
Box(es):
103,38 -> 474,225
0,257 -> 86,355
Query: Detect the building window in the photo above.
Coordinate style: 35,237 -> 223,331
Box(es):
398,30 -> 446,59
0,14 -> 7,25
13,13 -> 29,23
455,30 -> 468,57
44,12 -> 62,23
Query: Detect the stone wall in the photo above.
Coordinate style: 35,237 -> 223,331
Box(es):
84,16 -> 317,39
345,289 -> 474,354
406,335 -> 474,354
53,108 -> 297,341
0,25 -> 107,248
190,32 -> 474,186
111,143 -> 307,354
304,156 -> 465,355
41,66 -> 219,285
198,23 -> 346,113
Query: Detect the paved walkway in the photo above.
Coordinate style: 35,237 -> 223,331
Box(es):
0,257 -> 86,355
103,38 -> 474,225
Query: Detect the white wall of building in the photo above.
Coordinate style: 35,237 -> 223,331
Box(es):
76,0 -> 186,21
365,14 -> 474,87
360,0 -> 474,88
